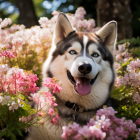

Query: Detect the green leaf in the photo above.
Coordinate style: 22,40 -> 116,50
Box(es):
118,37 -> 140,45
135,107 -> 138,111
15,128 -> 23,137
18,107 -> 29,117
119,86 -> 125,92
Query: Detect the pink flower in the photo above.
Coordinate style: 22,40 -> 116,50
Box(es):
51,114 -> 59,125
87,19 -> 96,30
29,94 -> 40,104
133,93 -> 140,104
75,7 -> 86,20
37,120 -> 44,125
74,134 -> 83,140
62,107 -> 137,140
52,83 -> 62,93
116,127 -> 125,137
43,78 -> 62,93
0,50 -> 15,59
78,126 -> 91,138
52,11 -> 59,16
38,112 -> 45,117
0,18 -> 12,28
135,118 -> 140,125
114,62 -> 120,71
39,17 -> 49,28
89,125 -> 106,139
61,126 -> 72,140
44,91 -> 52,97
136,129 -> 140,140
48,108 -> 54,116
43,78 -> 54,88
69,122 -> 80,133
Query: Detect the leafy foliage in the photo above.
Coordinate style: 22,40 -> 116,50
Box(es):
118,36 -> 140,46
111,38 -> 140,140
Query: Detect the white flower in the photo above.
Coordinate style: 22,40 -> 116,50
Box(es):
4,95 -> 11,101
0,96 -> 4,103
136,129 -> 140,140
9,101 -> 19,112
0,96 -> 6,106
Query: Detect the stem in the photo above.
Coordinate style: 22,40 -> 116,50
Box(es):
15,73 -> 16,94
27,102 -> 51,123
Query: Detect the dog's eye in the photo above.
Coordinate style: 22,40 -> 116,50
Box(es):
92,52 -> 99,57
69,50 -> 77,55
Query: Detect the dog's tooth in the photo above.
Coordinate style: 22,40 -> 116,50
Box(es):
74,77 -> 77,81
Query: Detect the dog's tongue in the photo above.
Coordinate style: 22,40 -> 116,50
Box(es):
76,77 -> 91,95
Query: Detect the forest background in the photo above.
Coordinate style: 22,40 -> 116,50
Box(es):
0,0 -> 139,41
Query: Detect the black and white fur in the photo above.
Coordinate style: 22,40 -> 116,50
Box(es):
26,13 -> 117,140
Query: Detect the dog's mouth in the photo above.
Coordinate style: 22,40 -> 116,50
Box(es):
67,70 -> 98,96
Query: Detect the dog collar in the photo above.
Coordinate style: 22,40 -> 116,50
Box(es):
65,101 -> 85,113
56,95 -> 113,124
65,101 -> 96,113
64,101 -> 98,123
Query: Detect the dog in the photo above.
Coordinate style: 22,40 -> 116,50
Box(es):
26,13 -> 117,140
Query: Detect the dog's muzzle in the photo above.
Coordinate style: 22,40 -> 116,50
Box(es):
67,70 -> 98,96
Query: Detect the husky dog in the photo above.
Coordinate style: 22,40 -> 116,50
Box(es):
26,13 -> 117,140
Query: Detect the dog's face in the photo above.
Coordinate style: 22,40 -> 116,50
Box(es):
43,13 -> 117,109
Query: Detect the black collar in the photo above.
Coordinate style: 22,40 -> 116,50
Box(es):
65,101 -> 96,113
65,96 -> 114,113
55,95 -> 114,123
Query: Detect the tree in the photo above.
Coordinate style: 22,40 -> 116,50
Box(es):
97,0 -> 133,40
16,0 -> 38,28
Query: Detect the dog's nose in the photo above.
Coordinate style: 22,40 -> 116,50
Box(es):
78,63 -> 92,74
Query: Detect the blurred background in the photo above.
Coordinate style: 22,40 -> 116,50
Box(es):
0,0 -> 140,40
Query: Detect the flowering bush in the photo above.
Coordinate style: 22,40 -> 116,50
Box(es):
0,6 -> 140,140
0,16 -> 62,139
62,107 -> 137,140
111,39 -> 140,139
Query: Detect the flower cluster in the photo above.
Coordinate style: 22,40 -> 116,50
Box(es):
136,129 -> 140,140
113,42 -> 131,72
115,58 -> 140,103
39,7 -> 97,32
62,107 -> 137,140
113,41 -> 140,105
115,59 -> 140,87
0,50 -> 14,59
30,77 -> 62,125
0,18 -> 12,29
114,42 -> 131,62
135,118 -> 140,125
0,66 -> 39,95
43,77 -> 62,93
0,94 -> 22,112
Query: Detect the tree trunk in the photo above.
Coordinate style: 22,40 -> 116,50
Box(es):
97,0 -> 132,41
16,0 -> 38,28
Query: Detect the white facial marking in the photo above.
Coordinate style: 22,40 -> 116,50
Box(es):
70,35 -> 102,79
83,35 -> 89,56
68,42 -> 81,53
88,44 -> 101,56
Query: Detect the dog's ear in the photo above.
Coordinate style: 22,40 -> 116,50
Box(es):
96,21 -> 117,53
53,13 -> 74,44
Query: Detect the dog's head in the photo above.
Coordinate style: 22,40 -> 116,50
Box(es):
43,13 -> 117,109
